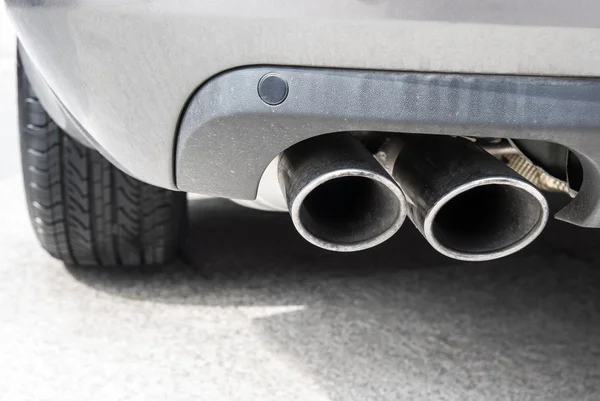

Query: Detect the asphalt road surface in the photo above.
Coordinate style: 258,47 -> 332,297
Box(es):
1,6 -> 600,401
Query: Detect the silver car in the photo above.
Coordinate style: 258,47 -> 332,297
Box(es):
6,0 -> 600,266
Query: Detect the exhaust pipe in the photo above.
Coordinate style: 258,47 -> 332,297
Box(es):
278,133 -> 408,252
387,135 -> 549,261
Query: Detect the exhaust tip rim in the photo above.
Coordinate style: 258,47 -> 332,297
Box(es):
422,177 -> 550,262
290,168 -> 408,252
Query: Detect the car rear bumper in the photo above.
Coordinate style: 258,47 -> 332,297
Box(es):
7,0 -> 600,191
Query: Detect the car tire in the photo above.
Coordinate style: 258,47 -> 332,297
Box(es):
18,57 -> 187,267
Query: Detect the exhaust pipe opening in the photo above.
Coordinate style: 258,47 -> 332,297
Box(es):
279,133 -> 407,252
387,135 -> 549,261
296,174 -> 405,249
427,181 -> 547,258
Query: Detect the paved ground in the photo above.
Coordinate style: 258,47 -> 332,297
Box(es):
1,6 -> 600,401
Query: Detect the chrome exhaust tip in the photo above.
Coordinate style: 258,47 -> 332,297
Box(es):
279,134 -> 408,252
389,135 -> 549,261
422,177 -> 548,261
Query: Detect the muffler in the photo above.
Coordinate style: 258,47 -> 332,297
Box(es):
278,133 -> 408,252
387,135 -> 549,261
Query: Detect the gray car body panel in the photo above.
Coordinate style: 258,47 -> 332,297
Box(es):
6,0 -> 600,190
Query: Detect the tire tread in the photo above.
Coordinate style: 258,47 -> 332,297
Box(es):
18,56 -> 186,267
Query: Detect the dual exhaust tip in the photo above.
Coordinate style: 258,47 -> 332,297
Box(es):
278,133 -> 549,261
278,134 -> 407,252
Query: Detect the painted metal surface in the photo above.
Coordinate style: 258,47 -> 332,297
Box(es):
6,0 -> 600,188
